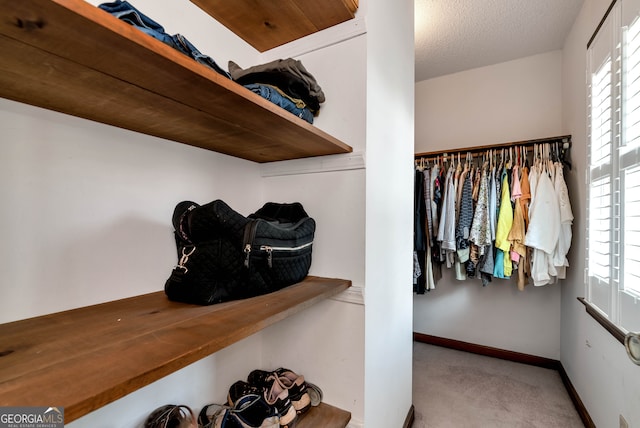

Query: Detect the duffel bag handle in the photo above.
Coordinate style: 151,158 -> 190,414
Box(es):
250,202 -> 309,223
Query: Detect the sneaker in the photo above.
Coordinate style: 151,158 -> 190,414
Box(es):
304,381 -> 323,407
144,404 -> 196,428
247,368 -> 315,413
198,402 -> 279,428
228,380 -> 297,428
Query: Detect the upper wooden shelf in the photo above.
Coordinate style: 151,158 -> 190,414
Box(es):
0,276 -> 351,423
0,0 -> 353,163
190,0 -> 359,52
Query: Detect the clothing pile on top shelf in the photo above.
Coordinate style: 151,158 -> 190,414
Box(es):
228,59 -> 326,124
98,0 -> 231,79
143,367 -> 323,428
413,143 -> 573,293
97,1 -> 325,125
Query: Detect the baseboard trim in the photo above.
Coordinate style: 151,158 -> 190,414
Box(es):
413,332 -> 559,369
413,332 -> 593,428
403,404 -> 415,428
558,364 -> 596,428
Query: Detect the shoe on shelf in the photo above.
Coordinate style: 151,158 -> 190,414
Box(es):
227,380 -> 297,428
144,404 -> 197,428
248,368 -> 319,413
304,381 -> 323,407
198,402 -> 279,428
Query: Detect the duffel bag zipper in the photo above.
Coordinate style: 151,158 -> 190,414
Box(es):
243,220 -> 259,268
259,242 -> 313,268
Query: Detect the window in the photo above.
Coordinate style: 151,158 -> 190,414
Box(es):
586,0 -> 640,336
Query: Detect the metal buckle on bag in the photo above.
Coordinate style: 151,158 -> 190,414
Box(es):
176,246 -> 196,273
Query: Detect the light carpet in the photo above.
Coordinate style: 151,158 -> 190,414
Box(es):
412,342 -> 584,428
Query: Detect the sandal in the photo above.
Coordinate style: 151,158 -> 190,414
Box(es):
144,404 -> 196,428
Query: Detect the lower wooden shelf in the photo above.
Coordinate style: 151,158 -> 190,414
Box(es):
298,402 -> 351,428
0,276 -> 351,423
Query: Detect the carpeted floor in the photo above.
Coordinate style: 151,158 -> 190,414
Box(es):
412,342 -> 584,428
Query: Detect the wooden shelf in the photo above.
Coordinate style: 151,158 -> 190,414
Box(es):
190,0 -> 358,52
1,2 -> 354,425
0,0 -> 353,163
299,403 -> 351,428
0,276 -> 351,423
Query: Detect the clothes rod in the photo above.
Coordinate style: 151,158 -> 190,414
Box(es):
414,135 -> 571,159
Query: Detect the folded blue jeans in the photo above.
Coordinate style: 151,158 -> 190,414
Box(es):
244,84 -> 314,124
98,0 -> 174,45
172,34 -> 231,79
98,1 -> 230,79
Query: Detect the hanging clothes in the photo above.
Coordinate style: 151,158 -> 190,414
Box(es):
414,139 -> 573,291
469,166 -> 492,249
451,160 -> 465,279
494,167 -> 513,278
422,167 -> 436,290
414,168 -> 426,252
437,165 -> 457,267
524,162 -> 560,286
488,166 -> 498,242
508,165 -> 527,290
423,168 -> 434,248
456,170 -> 474,263
413,251 -> 422,285
552,161 -> 573,279
413,168 -> 427,294
520,165 -> 531,230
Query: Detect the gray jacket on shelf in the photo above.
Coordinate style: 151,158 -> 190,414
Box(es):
228,59 -> 325,104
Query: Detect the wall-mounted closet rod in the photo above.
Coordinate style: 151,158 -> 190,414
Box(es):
414,135 -> 571,159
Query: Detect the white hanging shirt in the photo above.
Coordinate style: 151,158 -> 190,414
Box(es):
525,167 -> 561,285
552,162 -> 574,278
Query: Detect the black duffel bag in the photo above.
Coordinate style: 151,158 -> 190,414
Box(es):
164,199 -> 315,305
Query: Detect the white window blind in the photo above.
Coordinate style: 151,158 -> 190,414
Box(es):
588,176 -> 611,281
590,58 -> 613,169
587,0 -> 640,334
624,166 -> 640,295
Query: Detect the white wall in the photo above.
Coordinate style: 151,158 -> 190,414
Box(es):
364,0 -> 415,426
561,0 -> 640,426
0,1 -> 371,427
257,1 -> 416,426
415,50 -> 563,151
260,34 -> 368,425
0,97 -> 266,427
0,99 -> 261,324
413,51 -> 565,359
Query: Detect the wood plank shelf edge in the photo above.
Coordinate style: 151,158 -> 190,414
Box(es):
0,276 -> 351,423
